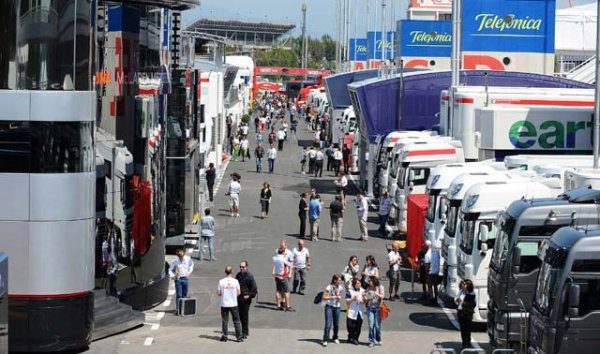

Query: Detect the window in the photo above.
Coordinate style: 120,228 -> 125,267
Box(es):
0,121 -> 93,173
570,276 -> 600,318
411,167 -> 430,186
533,262 -> 562,316
516,241 -> 543,274
427,192 -> 438,223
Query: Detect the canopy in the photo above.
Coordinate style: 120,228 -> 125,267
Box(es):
556,2 -> 597,53
324,69 -> 380,109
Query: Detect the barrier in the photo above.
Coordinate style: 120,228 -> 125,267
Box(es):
430,348 -> 456,354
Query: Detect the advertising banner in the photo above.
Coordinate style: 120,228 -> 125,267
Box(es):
367,31 -> 396,60
462,0 -> 555,53
349,38 -> 368,61
398,20 -> 452,57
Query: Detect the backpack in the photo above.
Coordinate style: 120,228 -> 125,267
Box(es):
313,291 -> 324,305
379,302 -> 390,321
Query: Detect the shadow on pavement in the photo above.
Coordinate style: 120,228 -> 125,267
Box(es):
297,338 -> 325,346
409,312 -> 457,331
198,334 -> 224,342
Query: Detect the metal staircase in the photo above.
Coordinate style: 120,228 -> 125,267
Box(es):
92,290 -> 144,341
565,56 -> 596,84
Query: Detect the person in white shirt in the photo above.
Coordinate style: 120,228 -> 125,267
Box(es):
346,278 -> 366,345
267,144 -> 277,174
307,147 -> 317,174
333,148 -> 343,175
427,241 -> 442,301
356,191 -> 369,241
218,266 -> 243,342
240,138 -> 249,161
314,148 -> 324,177
240,124 -> 249,137
282,121 -> 289,141
169,248 -> 194,314
277,128 -> 286,151
388,241 -> 402,301
378,191 -> 393,237
228,175 -> 242,217
292,240 -> 311,295
333,172 -> 348,205
322,274 -> 345,346
273,246 -> 295,312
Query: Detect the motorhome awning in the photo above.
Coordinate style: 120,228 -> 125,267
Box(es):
324,69 -> 379,109
348,70 -> 593,144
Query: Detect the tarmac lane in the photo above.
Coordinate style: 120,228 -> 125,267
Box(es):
88,115 -> 491,353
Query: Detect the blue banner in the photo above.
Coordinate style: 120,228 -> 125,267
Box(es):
367,31 -> 395,60
462,0 -> 555,53
349,38 -> 368,61
398,20 -> 452,57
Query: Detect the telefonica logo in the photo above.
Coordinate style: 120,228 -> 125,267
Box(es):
409,31 -> 451,44
375,39 -> 393,50
475,13 -> 542,32
356,44 -> 367,53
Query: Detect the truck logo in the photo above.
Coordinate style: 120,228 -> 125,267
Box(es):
509,120 -> 592,149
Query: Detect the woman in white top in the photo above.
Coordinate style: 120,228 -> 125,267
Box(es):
321,274 -> 344,347
346,278 -> 366,345
361,255 -> 380,288
342,255 -> 360,290
365,276 -> 385,347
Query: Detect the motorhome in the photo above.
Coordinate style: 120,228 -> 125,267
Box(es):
487,188 -> 600,349
439,87 -> 594,161
456,181 -> 555,323
392,139 -> 465,233
504,155 -> 594,170
528,227 -> 600,354
564,168 -> 600,190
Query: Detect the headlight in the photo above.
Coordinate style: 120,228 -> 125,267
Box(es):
450,183 -> 464,196
465,194 -> 479,209
431,174 -> 441,186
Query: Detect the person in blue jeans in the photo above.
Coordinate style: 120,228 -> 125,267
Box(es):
169,247 -> 194,314
199,208 -> 216,261
365,276 -> 385,347
322,274 -> 344,347
254,144 -> 265,173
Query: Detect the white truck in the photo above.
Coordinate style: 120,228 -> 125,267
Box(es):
564,168 -> 600,190
392,139 -> 465,233
439,87 -> 594,161
504,154 -> 594,170
456,180 -> 555,323
96,130 -> 135,262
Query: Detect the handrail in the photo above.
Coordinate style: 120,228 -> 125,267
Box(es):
568,55 -> 596,74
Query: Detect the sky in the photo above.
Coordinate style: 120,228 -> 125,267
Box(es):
182,0 -> 411,39
181,0 -> 595,39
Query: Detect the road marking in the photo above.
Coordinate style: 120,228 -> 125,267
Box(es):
143,337 -> 154,346
162,299 -> 171,307
437,298 -> 482,350
151,323 -> 160,330
157,312 -> 165,320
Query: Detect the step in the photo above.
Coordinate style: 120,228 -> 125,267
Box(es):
92,291 -> 144,341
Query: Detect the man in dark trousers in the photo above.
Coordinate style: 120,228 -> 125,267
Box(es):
235,260 -> 258,339
298,193 -> 308,238
205,163 -> 216,202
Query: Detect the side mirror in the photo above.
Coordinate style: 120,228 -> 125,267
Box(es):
409,181 -> 415,190
408,170 -> 415,181
512,247 -> 522,275
480,243 -> 489,252
569,284 -> 580,310
440,202 -> 448,216
479,224 -> 489,242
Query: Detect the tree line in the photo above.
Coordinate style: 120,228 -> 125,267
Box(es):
255,34 -> 337,70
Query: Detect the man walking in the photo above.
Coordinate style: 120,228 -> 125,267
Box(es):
308,194 -> 321,241
235,260 -> 258,339
267,143 -> 277,174
199,208 -> 216,262
273,246 -> 294,312
218,266 -> 243,342
227,174 -> 241,217
333,147 -> 343,175
329,195 -> 344,242
277,128 -> 286,151
298,193 -> 308,238
254,143 -> 265,173
169,248 -> 194,315
307,147 -> 317,175
205,163 -> 216,202
314,148 -> 324,178
226,114 -> 232,138
388,241 -> 402,301
292,240 -> 311,295
356,191 -> 369,241
325,144 -> 334,172
378,191 -> 392,237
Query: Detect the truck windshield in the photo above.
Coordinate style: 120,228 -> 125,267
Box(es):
533,261 -> 562,316
426,191 -> 439,223
445,204 -> 460,238
490,215 -> 514,272
459,213 -> 476,255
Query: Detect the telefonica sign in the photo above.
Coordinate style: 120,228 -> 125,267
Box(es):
349,38 -> 367,61
509,120 -> 592,149
462,0 -> 555,53
399,20 -> 452,57
367,31 -> 395,60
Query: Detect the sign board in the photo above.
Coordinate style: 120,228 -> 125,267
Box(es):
399,20 -> 452,57
462,0 -> 555,53
349,38 -> 368,61
367,31 -> 396,60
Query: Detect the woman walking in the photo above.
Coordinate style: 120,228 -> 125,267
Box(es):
343,256 -> 360,291
260,182 -> 272,219
321,274 -> 344,347
365,276 -> 385,347
456,279 -> 476,349
232,136 -> 240,161
361,255 -> 379,288
346,278 -> 366,345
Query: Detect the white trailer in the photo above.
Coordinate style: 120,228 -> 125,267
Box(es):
456,180 -> 555,323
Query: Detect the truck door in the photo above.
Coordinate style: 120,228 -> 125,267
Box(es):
559,270 -> 600,353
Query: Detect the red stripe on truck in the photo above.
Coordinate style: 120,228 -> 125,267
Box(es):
491,99 -> 594,107
407,149 -> 456,156
455,98 -> 474,104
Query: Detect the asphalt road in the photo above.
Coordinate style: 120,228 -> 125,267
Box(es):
88,116 -> 491,354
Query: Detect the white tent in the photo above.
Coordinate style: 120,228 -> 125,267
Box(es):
555,2 -> 597,54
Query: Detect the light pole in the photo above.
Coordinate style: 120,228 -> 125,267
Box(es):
594,0 -> 600,168
381,0 -> 387,65
336,0 -> 342,71
449,0 -> 462,137
301,2 -> 308,73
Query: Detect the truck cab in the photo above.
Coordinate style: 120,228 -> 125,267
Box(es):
487,188 -> 600,348
393,139 -> 465,233
457,181 -> 555,323
564,168 -> 600,190
529,227 -> 600,354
